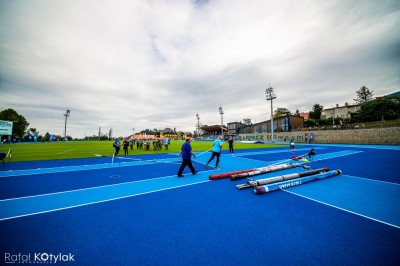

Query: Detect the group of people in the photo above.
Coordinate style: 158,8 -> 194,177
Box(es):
113,137 -> 170,155
113,135 -> 315,178
177,136 -> 234,177
178,135 -> 316,178
289,136 -> 316,159
113,138 -> 130,156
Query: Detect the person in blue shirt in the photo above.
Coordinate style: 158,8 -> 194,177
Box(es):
113,138 -> 121,155
205,135 -> 223,169
177,137 -> 197,177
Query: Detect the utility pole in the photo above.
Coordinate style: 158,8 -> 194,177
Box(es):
219,106 -> 224,139
196,114 -> 200,138
64,109 -> 70,140
265,84 -> 276,142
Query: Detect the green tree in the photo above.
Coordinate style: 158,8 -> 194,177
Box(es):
141,129 -> 156,135
354,86 -> 373,104
357,96 -> 400,122
0,108 -> 29,139
304,119 -> 315,127
242,118 -> 252,125
308,104 -> 323,120
294,109 -> 301,117
274,108 -> 291,118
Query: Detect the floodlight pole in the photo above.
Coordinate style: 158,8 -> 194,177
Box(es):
219,106 -> 224,139
266,85 -> 276,143
64,109 -> 70,140
196,114 -> 200,138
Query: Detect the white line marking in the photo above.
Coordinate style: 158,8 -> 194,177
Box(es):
342,174 -> 400,186
56,149 -> 74,155
0,170 -> 216,202
283,190 -> 400,229
0,180 -> 211,221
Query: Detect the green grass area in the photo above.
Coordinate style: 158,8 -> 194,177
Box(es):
0,140 -> 286,162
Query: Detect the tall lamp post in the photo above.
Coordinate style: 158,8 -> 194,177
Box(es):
196,114 -> 200,138
64,109 -> 70,140
219,106 -> 224,139
265,84 -> 276,143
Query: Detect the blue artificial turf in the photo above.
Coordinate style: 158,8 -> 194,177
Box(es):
1,179 -> 399,265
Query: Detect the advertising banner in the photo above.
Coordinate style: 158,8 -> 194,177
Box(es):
0,120 -> 13,135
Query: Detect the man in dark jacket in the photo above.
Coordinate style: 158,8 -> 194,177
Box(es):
177,137 -> 197,177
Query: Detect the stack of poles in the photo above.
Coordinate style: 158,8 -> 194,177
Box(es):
253,169 -> 342,195
230,163 -> 301,180
237,167 -> 328,189
209,163 -> 300,180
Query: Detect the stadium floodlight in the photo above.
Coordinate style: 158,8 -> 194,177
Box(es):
196,114 -> 200,138
219,106 -> 224,139
63,109 -> 70,140
266,84 -> 276,143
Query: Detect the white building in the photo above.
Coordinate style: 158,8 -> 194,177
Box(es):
321,102 -> 361,120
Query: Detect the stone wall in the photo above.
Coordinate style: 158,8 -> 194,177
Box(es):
237,127 -> 400,145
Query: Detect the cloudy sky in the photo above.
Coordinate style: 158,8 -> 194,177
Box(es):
1,0 -> 399,138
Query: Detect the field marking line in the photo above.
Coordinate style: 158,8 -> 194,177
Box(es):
55,149 -> 74,155
0,179 -> 211,221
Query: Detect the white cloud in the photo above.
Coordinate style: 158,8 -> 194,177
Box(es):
1,0 -> 399,138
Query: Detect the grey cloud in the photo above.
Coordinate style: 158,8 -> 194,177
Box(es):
1,0 -> 399,138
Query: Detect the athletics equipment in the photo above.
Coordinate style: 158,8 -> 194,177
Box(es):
291,153 -> 308,161
209,163 -> 301,180
230,163 -> 301,181
237,167 -> 328,189
196,148 -> 212,157
253,169 -> 342,194
209,169 -> 255,180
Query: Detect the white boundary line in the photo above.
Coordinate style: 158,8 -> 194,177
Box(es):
55,149 -> 74,155
0,179 -> 211,221
342,174 -> 400,186
0,170 -> 216,202
282,189 -> 400,229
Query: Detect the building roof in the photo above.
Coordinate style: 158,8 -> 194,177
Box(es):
201,125 -> 227,132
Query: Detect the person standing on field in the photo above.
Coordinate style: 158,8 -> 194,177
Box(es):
228,136 -> 234,155
113,138 -> 121,156
177,137 -> 197,177
205,135 -> 223,169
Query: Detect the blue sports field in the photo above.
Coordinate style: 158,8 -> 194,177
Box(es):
1,143 -> 399,265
